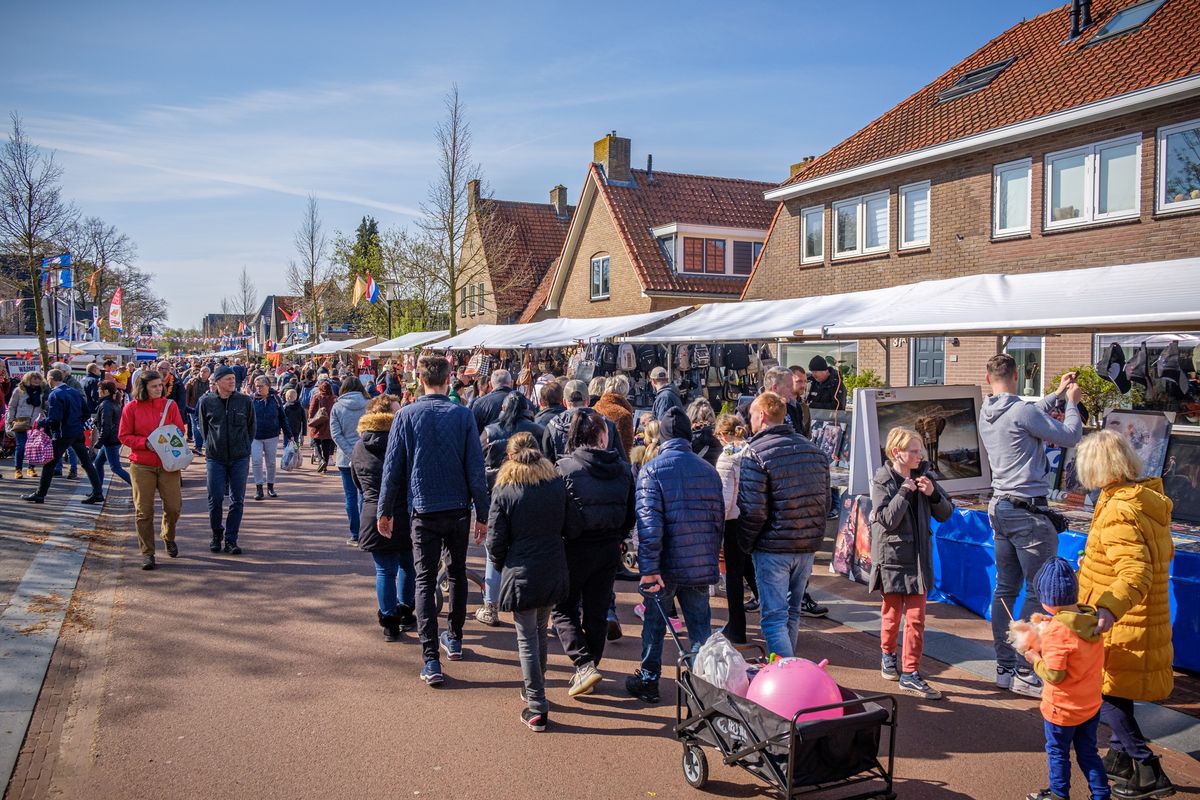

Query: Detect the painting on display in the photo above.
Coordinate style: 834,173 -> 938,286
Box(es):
831,493 -> 873,585
1163,429 -> 1200,524
812,408 -> 853,467
1056,429 -> 1099,509
810,421 -> 846,463
1045,446 -> 1064,494
1102,410 -> 1172,479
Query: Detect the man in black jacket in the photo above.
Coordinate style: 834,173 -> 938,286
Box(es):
805,356 -> 845,411
533,379 -> 566,428
737,392 -> 829,659
470,368 -> 514,433
649,367 -> 684,421
199,365 -> 255,554
542,381 -> 627,463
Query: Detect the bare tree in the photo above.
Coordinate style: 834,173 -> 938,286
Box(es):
234,265 -> 258,323
381,226 -> 449,332
68,216 -> 139,339
286,194 -> 335,339
0,113 -> 78,365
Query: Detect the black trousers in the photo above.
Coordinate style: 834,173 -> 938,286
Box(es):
1101,695 -> 1153,761
553,539 -> 620,669
37,437 -> 102,498
723,518 -> 749,641
412,509 -> 470,663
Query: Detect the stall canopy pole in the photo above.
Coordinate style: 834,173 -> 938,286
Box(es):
876,338 -> 892,388
996,335 -> 1012,355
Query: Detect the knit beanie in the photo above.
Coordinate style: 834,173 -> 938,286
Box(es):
212,365 -> 236,381
808,356 -> 830,373
1035,557 -> 1078,608
660,406 -> 692,441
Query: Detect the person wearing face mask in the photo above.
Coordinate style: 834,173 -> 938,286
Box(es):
869,426 -> 954,700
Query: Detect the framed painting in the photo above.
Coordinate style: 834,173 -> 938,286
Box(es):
1163,428 -> 1200,524
1102,410 -> 1172,478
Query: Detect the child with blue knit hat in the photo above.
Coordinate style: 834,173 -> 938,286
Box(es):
1023,557 -> 1109,800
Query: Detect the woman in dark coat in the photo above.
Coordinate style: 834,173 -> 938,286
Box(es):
307,379 -> 336,472
92,380 -> 131,486
869,425 -> 953,701
351,394 -> 415,642
486,432 -> 569,732
687,397 -> 721,468
552,408 -> 636,699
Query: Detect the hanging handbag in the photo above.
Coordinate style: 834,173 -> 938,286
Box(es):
148,400 -> 193,472
24,427 -> 55,466
9,415 -> 32,434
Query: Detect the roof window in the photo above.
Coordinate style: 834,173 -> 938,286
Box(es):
1086,0 -> 1167,45
935,56 -> 1017,103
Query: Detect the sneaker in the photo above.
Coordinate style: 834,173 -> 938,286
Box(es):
634,603 -> 646,620
745,597 -> 760,613
165,540 -> 179,558
1025,790 -> 1066,800
625,674 -> 660,704
996,664 -> 1014,690
606,618 -> 623,641
568,663 -> 602,698
669,616 -> 684,634
881,652 -> 899,681
141,555 -> 155,570
209,536 -> 223,553
1011,667 -> 1042,698
440,631 -> 463,661
898,672 -> 943,700
346,538 -> 359,546
266,484 -> 278,498
223,542 -> 242,555
801,593 -> 829,618
826,508 -> 839,520
521,708 -> 547,732
475,603 -> 499,627
396,605 -> 417,632
420,660 -> 444,686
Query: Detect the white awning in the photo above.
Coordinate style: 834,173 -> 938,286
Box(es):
363,330 -> 450,353
271,341 -> 312,355
813,258 -> 1200,339
73,340 -> 135,357
0,337 -> 86,356
297,336 -> 382,355
436,309 -> 688,350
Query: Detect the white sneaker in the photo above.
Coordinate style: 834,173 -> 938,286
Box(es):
1010,668 -> 1043,698
996,665 -> 1014,690
474,604 -> 499,627
568,663 -> 602,697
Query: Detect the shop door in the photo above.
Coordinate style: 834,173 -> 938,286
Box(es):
912,337 -> 945,385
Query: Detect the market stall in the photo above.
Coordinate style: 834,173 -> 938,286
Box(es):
363,330 -> 449,354
296,336 -> 382,356
73,340 -> 135,360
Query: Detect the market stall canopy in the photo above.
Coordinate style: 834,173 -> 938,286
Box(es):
271,341 -> 312,355
811,258 -> 1200,339
437,308 -> 689,350
195,348 -> 246,359
363,330 -> 450,353
298,336 -> 382,355
72,340 -> 135,357
0,337 -> 85,356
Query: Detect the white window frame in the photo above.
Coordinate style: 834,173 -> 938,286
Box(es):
899,180 -> 931,249
1044,134 -> 1141,231
993,158 -> 1032,237
1004,335 -> 1046,399
468,284 -> 477,315
800,205 -> 824,264
1157,117 -> 1200,214
476,282 -> 486,314
832,191 -> 890,259
590,256 -> 610,300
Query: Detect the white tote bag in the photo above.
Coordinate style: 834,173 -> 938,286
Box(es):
148,400 -> 194,472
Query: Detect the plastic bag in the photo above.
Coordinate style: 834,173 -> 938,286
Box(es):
25,428 -> 55,466
693,632 -> 751,697
280,442 -> 300,472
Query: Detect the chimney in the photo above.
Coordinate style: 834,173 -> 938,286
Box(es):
646,154 -> 653,183
550,184 -> 568,218
593,131 -> 632,184
789,156 -> 816,179
467,179 -> 481,213
1080,0 -> 1092,29
1068,0 -> 1081,40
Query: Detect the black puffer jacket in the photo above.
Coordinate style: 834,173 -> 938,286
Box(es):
691,424 -> 721,468
556,446 -> 635,544
198,390 -> 255,464
534,404 -> 566,428
92,396 -> 121,448
481,415 -> 546,490
543,408 -> 628,463
351,411 -> 410,553
471,386 -> 515,433
486,462 -> 569,612
868,463 -> 953,595
737,424 -> 830,554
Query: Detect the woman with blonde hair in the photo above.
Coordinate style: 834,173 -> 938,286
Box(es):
629,419 -> 662,479
5,371 -> 45,478
688,397 -> 720,468
715,413 -> 754,642
1074,429 -> 1175,797
869,426 -> 953,700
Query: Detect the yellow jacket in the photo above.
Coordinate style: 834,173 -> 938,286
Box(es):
1077,478 -> 1174,702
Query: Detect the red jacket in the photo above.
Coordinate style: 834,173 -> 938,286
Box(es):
119,397 -> 186,467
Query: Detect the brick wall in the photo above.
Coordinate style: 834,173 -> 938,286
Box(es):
556,185 -> 653,319
456,217 -> 497,331
747,98 -> 1200,388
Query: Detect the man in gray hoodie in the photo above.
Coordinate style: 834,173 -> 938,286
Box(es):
979,353 -> 1083,698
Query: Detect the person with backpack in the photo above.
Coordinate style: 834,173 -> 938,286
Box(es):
250,376 -> 293,501
649,367 -> 684,421
119,371 -> 187,570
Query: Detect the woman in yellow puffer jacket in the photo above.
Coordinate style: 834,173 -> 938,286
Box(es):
1075,429 -> 1175,799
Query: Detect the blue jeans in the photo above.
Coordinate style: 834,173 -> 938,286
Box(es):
206,457 -> 249,543
190,411 -> 205,450
637,584 -> 711,683
483,543 -> 502,605
93,444 -> 131,485
372,550 -> 416,616
990,499 -> 1059,668
752,550 -> 816,659
55,445 -> 79,473
339,467 -> 363,539
14,430 -> 28,470
1045,714 -> 1110,800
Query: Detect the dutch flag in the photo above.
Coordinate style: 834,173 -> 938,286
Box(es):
365,274 -> 380,304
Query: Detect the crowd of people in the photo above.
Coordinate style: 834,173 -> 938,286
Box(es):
0,348 -> 1178,797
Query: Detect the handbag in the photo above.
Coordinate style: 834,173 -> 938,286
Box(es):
10,416 -> 32,434
148,400 -> 193,472
25,428 -> 55,466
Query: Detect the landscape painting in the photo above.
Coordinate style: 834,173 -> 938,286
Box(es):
875,396 -> 983,480
1163,431 -> 1200,524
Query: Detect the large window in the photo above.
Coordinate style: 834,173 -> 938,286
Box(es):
993,158 -> 1032,237
899,181 -> 930,248
1045,135 -> 1141,229
590,256 -> 610,299
477,282 -> 486,314
732,241 -> 756,275
1158,118 -> 1200,213
682,237 -> 726,274
1005,335 -> 1044,397
833,191 -> 889,258
801,206 -> 823,264
458,287 -> 467,317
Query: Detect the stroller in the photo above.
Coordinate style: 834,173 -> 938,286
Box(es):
653,597 -> 898,799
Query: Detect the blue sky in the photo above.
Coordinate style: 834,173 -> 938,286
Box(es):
3,0 -> 1055,328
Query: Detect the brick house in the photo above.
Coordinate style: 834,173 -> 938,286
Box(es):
455,181 -> 574,331
744,0 -> 1200,392
523,133 -> 776,321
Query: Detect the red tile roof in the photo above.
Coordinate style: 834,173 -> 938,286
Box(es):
478,199 -> 573,322
784,0 -> 1200,187
517,257 -> 559,324
595,166 -> 776,294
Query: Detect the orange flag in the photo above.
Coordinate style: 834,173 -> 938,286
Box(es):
352,275 -> 367,306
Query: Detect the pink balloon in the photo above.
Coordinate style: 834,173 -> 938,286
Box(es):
745,658 -> 843,722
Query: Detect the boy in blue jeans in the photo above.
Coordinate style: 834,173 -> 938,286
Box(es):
1023,557 -> 1109,800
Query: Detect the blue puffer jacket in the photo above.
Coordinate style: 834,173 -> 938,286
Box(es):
252,391 -> 292,442
737,424 -> 830,554
42,383 -> 88,441
379,393 -> 489,521
635,438 -> 724,587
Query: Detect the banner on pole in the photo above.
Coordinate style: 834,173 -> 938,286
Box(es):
109,288 -> 124,332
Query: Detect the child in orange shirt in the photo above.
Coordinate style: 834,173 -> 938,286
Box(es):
1023,557 -> 1109,800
